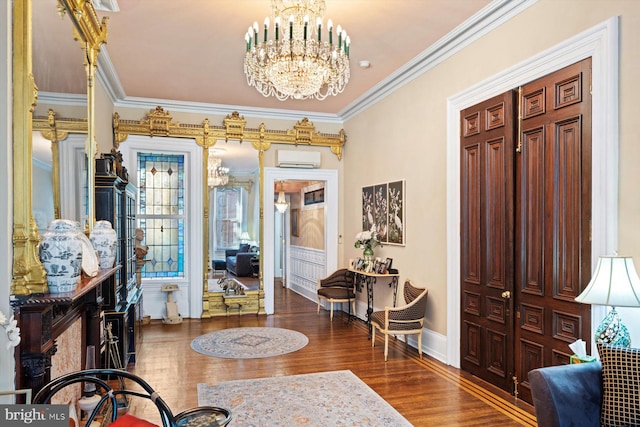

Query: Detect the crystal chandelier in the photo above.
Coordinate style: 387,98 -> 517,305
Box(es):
275,181 -> 289,212
208,154 -> 229,187
244,0 -> 351,101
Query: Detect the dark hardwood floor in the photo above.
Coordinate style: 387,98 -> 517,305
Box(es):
127,283 -> 537,426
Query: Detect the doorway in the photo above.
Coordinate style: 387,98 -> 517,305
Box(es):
446,18 -> 619,372
460,58 -> 593,403
263,167 -> 339,314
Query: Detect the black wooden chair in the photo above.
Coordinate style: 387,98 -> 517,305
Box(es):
34,368 -> 231,427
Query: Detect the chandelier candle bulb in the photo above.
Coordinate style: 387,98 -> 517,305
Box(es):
264,17 -> 269,43
275,17 -> 280,40
317,18 -> 322,41
328,19 -> 333,44
304,15 -> 308,40
289,15 -> 294,39
337,25 -> 342,47
253,22 -> 259,45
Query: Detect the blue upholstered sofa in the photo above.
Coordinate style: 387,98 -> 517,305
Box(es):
225,244 -> 255,277
529,344 -> 640,427
529,362 -> 602,427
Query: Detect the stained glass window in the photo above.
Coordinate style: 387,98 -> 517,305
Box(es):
137,153 -> 185,278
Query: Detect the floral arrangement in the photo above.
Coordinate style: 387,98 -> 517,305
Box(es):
354,225 -> 382,252
0,309 -> 21,349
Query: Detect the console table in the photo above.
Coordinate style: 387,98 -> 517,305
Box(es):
348,269 -> 400,338
11,266 -> 118,397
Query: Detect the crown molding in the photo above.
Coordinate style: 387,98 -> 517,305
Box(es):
97,46 -> 125,104
37,91 -> 87,106
43,0 -> 537,125
339,0 -> 537,121
113,96 -> 344,125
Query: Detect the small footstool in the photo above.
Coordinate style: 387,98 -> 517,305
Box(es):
212,259 -> 226,276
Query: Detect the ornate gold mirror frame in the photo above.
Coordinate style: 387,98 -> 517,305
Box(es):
113,107 -> 345,316
11,0 -> 107,296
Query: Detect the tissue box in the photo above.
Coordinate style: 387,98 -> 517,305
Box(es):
570,354 -> 597,364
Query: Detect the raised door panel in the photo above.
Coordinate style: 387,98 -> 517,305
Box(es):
460,91 -> 516,391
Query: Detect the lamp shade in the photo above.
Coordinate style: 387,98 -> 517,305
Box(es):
240,232 -> 250,243
575,256 -> 640,307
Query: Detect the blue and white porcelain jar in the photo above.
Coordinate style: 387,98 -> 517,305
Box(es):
90,220 -> 117,269
39,219 -> 83,293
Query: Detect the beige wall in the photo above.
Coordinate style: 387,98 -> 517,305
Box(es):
290,190 -> 326,250
344,0 -> 640,336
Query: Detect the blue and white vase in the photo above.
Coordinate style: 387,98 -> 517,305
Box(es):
39,219 -> 83,293
90,220 -> 117,269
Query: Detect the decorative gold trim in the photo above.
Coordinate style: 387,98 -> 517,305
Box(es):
516,86 -> 523,154
12,0 -> 46,295
58,0 -> 108,233
33,110 -> 88,220
113,107 -> 346,158
220,177 -> 254,192
113,106 -> 345,317
12,0 -> 107,296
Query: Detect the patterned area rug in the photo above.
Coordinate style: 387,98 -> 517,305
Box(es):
190,327 -> 308,359
197,370 -> 413,426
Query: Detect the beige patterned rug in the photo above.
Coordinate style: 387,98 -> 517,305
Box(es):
190,327 -> 308,359
197,370 -> 413,426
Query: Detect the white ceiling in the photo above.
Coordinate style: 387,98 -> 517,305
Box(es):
32,0 -> 493,117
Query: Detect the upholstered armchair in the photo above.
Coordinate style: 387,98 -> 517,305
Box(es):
317,268 -> 356,321
371,280 -> 428,361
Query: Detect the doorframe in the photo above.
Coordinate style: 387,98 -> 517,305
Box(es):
263,167 -> 339,314
445,17 -> 619,367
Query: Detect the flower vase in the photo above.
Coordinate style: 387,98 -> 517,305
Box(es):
39,219 -> 83,293
363,247 -> 374,263
90,220 -> 117,269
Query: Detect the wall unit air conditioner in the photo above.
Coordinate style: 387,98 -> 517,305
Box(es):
276,150 -> 321,168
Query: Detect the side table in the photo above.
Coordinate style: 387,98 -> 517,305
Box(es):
250,256 -> 260,277
348,269 -> 400,339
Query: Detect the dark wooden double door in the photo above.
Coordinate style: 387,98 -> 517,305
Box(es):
460,59 -> 592,403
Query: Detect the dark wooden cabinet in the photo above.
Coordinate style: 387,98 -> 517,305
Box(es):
95,154 -> 141,369
13,268 -> 118,396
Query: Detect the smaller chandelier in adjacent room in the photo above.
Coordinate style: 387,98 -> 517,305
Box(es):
275,181 -> 289,213
244,0 -> 351,101
208,154 -> 229,187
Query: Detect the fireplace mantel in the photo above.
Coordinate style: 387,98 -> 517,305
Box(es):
11,267 -> 118,396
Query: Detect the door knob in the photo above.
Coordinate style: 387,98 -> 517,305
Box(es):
501,290 -> 511,299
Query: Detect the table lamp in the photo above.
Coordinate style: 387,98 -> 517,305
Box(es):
575,256 -> 640,347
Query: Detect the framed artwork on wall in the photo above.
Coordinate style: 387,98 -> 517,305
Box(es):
387,180 -> 405,245
291,208 -> 300,237
361,180 -> 405,246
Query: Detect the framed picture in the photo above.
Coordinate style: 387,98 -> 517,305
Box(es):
373,260 -> 384,274
362,180 -> 405,246
291,208 -> 300,237
386,180 -> 405,245
362,186 -> 374,231
384,258 -> 393,274
355,258 -> 364,271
